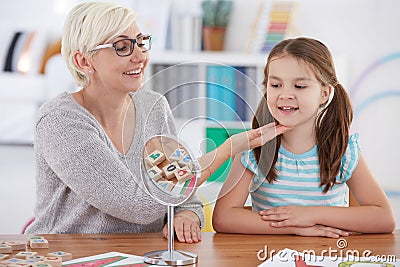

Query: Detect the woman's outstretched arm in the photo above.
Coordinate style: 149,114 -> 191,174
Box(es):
196,122 -> 290,186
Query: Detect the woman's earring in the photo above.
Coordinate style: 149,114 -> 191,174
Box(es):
88,70 -> 93,74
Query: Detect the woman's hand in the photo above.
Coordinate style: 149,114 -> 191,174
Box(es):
162,210 -> 201,243
229,122 -> 292,156
259,206 -> 317,228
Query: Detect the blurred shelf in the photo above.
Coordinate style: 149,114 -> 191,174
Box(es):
150,51 -> 267,67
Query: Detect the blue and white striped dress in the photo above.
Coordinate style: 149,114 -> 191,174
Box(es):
241,133 -> 360,211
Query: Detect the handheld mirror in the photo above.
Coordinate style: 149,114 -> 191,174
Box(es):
140,134 -> 199,266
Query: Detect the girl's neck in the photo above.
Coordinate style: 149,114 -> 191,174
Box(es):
281,125 -> 316,154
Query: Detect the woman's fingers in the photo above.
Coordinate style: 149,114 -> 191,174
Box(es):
229,122 -> 293,155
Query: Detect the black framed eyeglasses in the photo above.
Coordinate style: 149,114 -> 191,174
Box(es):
91,34 -> 152,56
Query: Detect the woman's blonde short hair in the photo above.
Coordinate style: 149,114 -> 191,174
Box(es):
61,2 -> 137,87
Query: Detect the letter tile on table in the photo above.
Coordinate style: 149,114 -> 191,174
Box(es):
15,251 -> 37,259
47,251 -> 72,261
29,239 -> 49,248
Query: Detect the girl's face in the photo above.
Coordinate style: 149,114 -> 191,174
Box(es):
266,55 -> 329,129
90,22 -> 149,93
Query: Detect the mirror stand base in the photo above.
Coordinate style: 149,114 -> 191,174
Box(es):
143,250 -> 198,266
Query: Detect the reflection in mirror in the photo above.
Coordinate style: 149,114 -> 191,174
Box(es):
143,135 -> 196,199
141,134 -> 199,266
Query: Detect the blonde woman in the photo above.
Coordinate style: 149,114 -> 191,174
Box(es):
26,2 -> 287,242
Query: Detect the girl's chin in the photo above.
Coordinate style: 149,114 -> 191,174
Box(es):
276,120 -> 296,128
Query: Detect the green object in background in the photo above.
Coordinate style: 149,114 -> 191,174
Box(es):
201,0 -> 233,27
206,127 -> 249,182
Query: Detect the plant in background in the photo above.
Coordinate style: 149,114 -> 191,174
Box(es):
202,0 -> 233,28
201,0 -> 233,50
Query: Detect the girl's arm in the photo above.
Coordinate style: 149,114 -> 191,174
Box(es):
260,154 -> 396,233
327,154 -> 395,232
212,155 -> 281,234
212,155 -> 349,237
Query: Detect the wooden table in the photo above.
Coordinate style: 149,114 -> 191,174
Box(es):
1,231 -> 399,266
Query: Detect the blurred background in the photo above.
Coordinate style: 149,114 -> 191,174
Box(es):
1,0 -> 399,233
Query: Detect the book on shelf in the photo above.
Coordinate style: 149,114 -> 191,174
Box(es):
166,0 -> 202,52
205,65 -> 221,121
151,63 -> 261,123
176,64 -> 199,118
150,63 -> 201,119
150,64 -> 166,94
169,14 -> 202,52
234,66 -> 247,121
176,64 -> 190,118
149,64 -> 177,114
206,65 -> 261,122
165,65 -> 179,114
244,66 -> 262,122
206,65 -> 236,122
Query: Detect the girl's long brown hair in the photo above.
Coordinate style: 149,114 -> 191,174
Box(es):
252,37 -> 353,193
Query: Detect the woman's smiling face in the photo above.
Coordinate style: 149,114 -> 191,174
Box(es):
90,22 -> 149,93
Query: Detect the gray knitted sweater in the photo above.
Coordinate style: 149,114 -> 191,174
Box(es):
26,90 -> 204,234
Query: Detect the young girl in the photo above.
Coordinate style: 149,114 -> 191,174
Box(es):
212,37 -> 396,238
